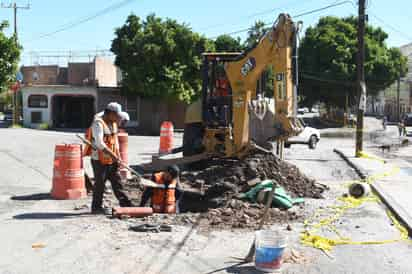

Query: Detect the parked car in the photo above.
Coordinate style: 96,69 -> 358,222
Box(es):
297,108 -> 305,115
3,110 -> 12,122
2,111 -> 22,123
285,118 -> 320,149
404,114 -> 412,136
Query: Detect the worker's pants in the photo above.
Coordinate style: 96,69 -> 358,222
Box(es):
91,159 -> 132,210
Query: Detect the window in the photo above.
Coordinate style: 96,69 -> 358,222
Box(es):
28,95 -> 48,108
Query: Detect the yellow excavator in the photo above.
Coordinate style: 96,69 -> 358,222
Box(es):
182,13 -> 303,158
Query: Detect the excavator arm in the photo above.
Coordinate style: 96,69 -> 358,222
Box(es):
224,13 -> 302,154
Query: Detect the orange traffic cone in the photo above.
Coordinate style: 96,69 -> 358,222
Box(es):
51,144 -> 87,199
159,121 -> 174,155
118,132 -> 129,180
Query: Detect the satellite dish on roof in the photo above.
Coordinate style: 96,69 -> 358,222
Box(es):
32,71 -> 39,81
16,71 -> 23,82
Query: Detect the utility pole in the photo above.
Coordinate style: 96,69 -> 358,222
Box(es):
355,0 -> 366,157
397,75 -> 400,122
1,2 -> 30,125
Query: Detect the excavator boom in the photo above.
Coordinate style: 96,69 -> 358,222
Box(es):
224,13 -> 301,154
183,13 -> 303,158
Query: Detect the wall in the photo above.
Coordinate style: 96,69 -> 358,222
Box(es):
21,65 -> 60,85
67,63 -> 92,85
97,87 -> 140,127
137,98 -> 187,135
97,88 -> 186,134
21,86 -> 97,128
93,57 -> 118,87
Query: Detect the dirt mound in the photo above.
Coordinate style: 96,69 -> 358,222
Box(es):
112,150 -> 327,230
129,199 -> 304,231
179,150 -> 326,212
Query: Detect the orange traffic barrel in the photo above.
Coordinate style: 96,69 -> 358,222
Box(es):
159,121 -> 174,155
118,132 -> 129,179
112,207 -> 153,218
51,144 -> 87,199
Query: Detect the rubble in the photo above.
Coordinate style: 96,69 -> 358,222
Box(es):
112,150 -> 328,230
179,150 -> 327,212
124,200 -> 305,231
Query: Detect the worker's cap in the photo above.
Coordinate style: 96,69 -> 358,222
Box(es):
119,111 -> 130,121
106,102 -> 122,113
105,102 -> 130,121
166,165 -> 180,179
97,110 -> 129,122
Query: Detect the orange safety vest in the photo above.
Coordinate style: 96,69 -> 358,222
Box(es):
151,172 -> 177,213
83,118 -> 119,165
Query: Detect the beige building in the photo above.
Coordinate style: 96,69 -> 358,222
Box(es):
20,57 -> 128,129
368,43 -> 412,120
20,57 -> 186,133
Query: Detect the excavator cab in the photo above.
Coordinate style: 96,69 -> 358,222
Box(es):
201,53 -> 239,128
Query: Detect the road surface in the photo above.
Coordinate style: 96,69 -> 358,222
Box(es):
0,123 -> 411,274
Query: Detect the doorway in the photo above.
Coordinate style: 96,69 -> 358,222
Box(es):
52,95 -> 95,128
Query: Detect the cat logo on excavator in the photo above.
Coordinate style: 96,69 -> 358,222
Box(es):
241,57 -> 256,76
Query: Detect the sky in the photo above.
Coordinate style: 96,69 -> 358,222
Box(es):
0,0 -> 411,65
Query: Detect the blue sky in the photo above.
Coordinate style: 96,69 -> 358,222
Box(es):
0,0 -> 411,64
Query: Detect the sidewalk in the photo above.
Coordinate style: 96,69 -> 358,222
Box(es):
336,147 -> 412,235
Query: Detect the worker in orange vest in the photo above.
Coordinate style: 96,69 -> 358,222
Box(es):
84,102 -> 132,214
139,165 -> 183,213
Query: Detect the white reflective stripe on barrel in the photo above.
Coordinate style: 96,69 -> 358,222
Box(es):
64,169 -> 84,178
55,151 -> 81,158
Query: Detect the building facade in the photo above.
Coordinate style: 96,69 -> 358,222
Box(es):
367,43 -> 412,120
20,57 -> 186,133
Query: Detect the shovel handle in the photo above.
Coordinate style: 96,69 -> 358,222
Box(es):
76,134 -> 141,178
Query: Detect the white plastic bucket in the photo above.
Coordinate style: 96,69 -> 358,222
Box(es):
254,230 -> 287,273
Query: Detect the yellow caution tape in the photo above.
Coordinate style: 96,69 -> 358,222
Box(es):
357,150 -> 386,163
301,156 -> 411,253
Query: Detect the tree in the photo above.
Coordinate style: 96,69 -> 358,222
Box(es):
214,35 -> 243,52
244,20 -> 267,48
243,21 -> 274,97
299,16 -> 408,108
111,14 -> 214,103
0,21 -> 20,93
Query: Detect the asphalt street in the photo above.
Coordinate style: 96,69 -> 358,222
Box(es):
0,122 -> 412,273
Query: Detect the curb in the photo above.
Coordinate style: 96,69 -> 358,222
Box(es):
333,148 -> 412,236
333,149 -> 367,179
371,182 -> 412,236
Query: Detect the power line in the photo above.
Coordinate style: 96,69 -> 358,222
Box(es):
199,0 -> 316,32
25,0 -> 136,43
293,0 -> 354,18
369,12 -> 412,42
209,1 -> 354,39
1,2 -> 30,40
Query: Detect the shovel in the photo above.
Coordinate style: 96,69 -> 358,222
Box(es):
76,134 -> 162,189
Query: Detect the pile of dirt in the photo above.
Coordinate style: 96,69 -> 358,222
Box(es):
179,150 -> 326,212
108,150 -> 326,230
125,198 -> 304,231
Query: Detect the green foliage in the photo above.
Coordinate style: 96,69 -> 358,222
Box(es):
299,16 -> 408,108
214,35 -> 243,52
111,14 -> 214,103
0,21 -> 21,93
38,123 -> 49,130
244,20 -> 268,48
